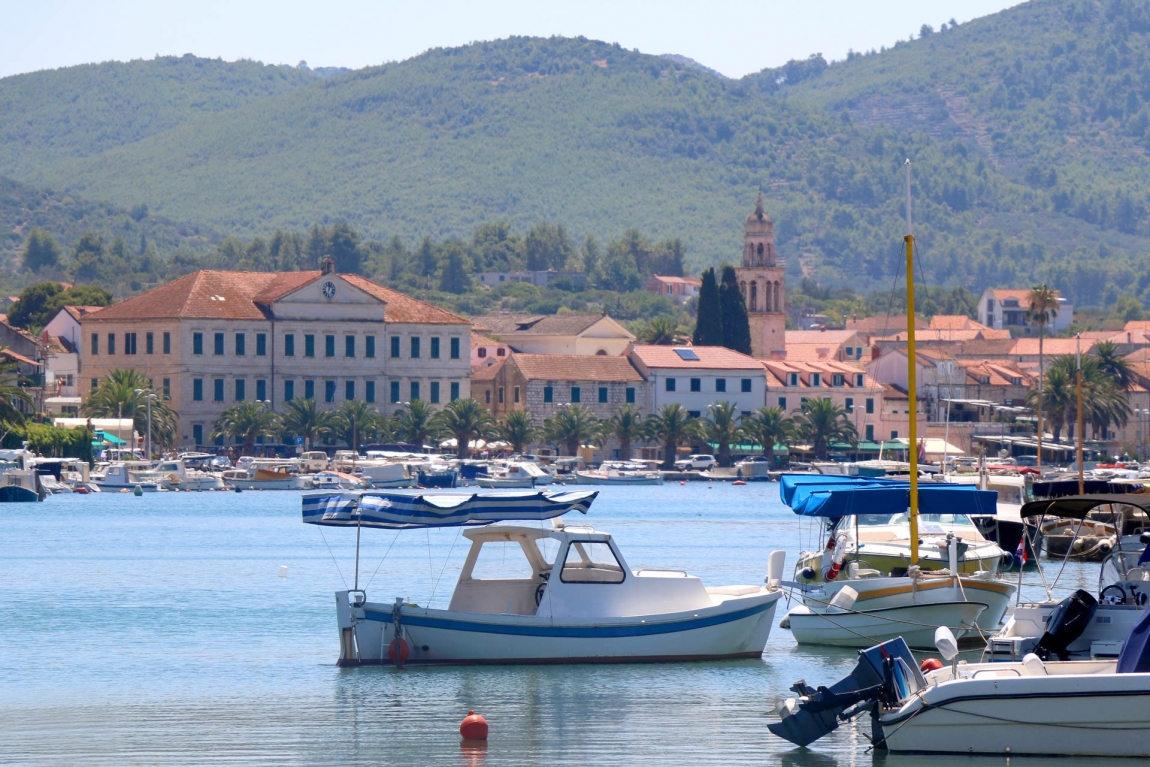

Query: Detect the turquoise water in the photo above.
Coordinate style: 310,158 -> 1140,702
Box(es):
0,483 -> 1111,765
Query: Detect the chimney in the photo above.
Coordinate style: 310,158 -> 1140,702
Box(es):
770,350 -> 786,361
817,348 -> 829,360
871,345 -> 881,360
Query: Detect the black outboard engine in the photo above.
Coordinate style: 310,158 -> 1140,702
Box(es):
1034,589 -> 1098,661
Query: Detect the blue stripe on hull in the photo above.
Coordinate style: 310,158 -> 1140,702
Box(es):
362,600 -> 774,638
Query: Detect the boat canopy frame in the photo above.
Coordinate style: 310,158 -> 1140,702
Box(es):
1021,493 -> 1150,521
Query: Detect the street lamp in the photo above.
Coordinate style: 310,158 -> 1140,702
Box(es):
134,389 -> 158,460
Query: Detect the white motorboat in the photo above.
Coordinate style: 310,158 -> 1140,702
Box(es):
93,461 -> 166,492
222,461 -> 310,490
475,461 -> 543,488
145,458 -> 225,491
770,616 -> 1150,757
304,489 -> 785,665
574,462 -> 664,485
0,449 -> 43,502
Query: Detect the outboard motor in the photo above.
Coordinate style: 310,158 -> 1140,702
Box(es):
768,638 -> 923,747
1033,589 -> 1098,661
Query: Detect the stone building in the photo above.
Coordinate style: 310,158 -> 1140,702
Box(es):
736,192 -> 786,359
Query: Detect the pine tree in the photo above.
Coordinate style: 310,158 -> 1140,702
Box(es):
719,265 -> 752,354
693,267 -> 724,346
438,246 -> 470,293
21,229 -> 61,272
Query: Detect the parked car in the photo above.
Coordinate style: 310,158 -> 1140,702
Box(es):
300,451 -> 331,473
674,454 -> 717,470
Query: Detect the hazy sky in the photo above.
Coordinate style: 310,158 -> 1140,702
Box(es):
3,0 -> 1025,80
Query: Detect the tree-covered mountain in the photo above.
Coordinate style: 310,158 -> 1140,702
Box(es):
4,0 -> 1150,308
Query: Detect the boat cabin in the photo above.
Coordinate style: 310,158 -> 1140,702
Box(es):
448,521 -> 717,619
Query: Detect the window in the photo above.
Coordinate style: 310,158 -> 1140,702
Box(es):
833,374 -> 844,387
688,410 -> 701,418
304,380 -> 315,400
193,332 -> 203,355
145,332 -> 154,355
284,380 -> 295,401
431,381 -> 441,404
450,337 -> 460,359
124,332 -> 137,355
235,379 -> 246,401
778,397 -> 787,410
91,333 -> 99,355
626,387 -> 635,404
891,430 -> 899,440
845,347 -> 854,358
234,333 -> 245,356
716,378 -> 726,393
410,337 -> 421,359
213,379 -> 224,402
666,378 -> 676,392
162,378 -> 170,398
741,378 -> 752,393
788,373 -> 799,386
91,378 -> 99,391
598,387 -> 608,403
366,335 -> 376,358
284,334 -> 295,357
193,379 -> 203,401
256,333 -> 267,356
108,333 -> 116,355
497,348 -> 506,357
845,397 -> 854,413
325,335 -> 335,358
410,381 -> 420,400
366,381 -> 376,403
513,385 -> 519,403
499,387 -> 505,404
390,336 -> 401,358
543,384 -> 555,404
325,380 -> 336,403
560,542 -> 625,584
256,379 -> 266,401
478,347 -> 487,359
193,425 -> 203,445
346,380 -> 355,401
430,337 -> 440,359
214,333 -> 224,356
865,424 -> 874,441
485,390 -> 491,404
690,378 -> 701,392
571,386 -> 581,403
450,382 -> 459,401
390,381 -> 400,403
345,335 -> 355,358
811,373 -> 821,387
865,398 -> 874,414
855,373 -> 865,387
304,334 -> 315,358
163,332 -> 171,354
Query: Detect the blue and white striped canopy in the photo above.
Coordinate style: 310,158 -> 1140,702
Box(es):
302,489 -> 597,529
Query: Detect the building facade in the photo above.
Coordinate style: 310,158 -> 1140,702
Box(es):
80,262 -> 471,448
472,313 -> 635,356
628,345 -> 766,418
736,192 -> 786,359
978,289 -> 1074,333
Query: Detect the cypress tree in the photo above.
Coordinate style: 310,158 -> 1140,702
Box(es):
692,267 -> 724,346
719,265 -> 752,355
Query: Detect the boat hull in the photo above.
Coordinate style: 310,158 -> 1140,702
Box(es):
801,576 -> 1014,632
573,472 -> 664,486
785,601 -> 987,649
338,591 -> 781,665
475,477 -> 534,488
878,667 -> 1150,756
0,485 -> 40,502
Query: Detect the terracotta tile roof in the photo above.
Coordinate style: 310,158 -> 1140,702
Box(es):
1008,338 -> 1094,357
471,312 -> 625,337
509,353 -> 644,382
1,348 -> 39,366
955,338 -> 1017,358
649,275 -> 701,286
341,274 -> 469,325
1124,321 -> 1150,332
881,383 -> 909,399
960,359 -> 1032,387
63,305 -> 107,322
471,331 -> 503,347
875,328 -> 1010,343
784,344 -> 843,363
785,330 -> 859,345
929,315 -> 989,330
251,271 -> 323,303
470,358 -> 505,381
629,344 -> 764,370
845,315 -> 926,333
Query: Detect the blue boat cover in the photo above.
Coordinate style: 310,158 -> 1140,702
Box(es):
778,475 -> 997,519
1117,605 -> 1150,673
302,489 -> 596,529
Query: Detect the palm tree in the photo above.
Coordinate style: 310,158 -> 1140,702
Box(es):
1026,363 -> 1072,443
396,399 -> 441,449
1092,340 -> 1134,392
211,401 -> 281,454
543,404 -> 600,457
335,399 -> 384,452
281,397 -> 339,450
705,401 -> 744,467
82,368 -> 176,449
638,316 -> 686,345
795,398 -> 858,460
498,410 -> 537,454
0,355 -> 32,424
604,403 -> 649,460
648,402 -> 703,469
435,398 -> 494,459
742,406 -> 794,467
1027,284 -> 1060,466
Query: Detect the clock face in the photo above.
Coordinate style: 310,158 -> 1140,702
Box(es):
322,281 -> 337,299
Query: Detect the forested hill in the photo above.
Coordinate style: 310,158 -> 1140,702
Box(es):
5,0 -> 1150,307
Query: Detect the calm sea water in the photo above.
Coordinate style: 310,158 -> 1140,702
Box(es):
0,482 -> 1113,766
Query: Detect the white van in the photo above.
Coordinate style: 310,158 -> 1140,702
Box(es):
300,451 -> 330,473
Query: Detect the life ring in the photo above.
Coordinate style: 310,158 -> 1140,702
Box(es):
388,636 -> 410,666
820,533 -> 849,581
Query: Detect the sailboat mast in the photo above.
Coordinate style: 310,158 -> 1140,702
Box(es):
905,159 -> 919,566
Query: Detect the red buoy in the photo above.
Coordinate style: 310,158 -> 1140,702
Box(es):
387,637 -> 410,666
460,710 -> 489,740
920,658 -> 944,673
733,480 -> 747,486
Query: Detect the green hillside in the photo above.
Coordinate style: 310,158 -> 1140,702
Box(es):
4,1 -> 1150,307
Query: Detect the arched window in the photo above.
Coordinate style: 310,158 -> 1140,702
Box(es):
774,282 -> 782,311
750,281 -> 758,311
756,243 -> 764,265
596,349 -> 608,356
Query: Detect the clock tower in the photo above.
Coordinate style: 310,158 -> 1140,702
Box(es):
736,192 -> 786,359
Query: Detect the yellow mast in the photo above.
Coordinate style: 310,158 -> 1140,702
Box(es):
905,159 -> 919,565
1077,332 -> 1084,495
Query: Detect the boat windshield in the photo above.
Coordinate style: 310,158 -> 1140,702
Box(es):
856,512 -> 974,526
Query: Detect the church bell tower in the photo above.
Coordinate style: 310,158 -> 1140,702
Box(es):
736,192 -> 786,359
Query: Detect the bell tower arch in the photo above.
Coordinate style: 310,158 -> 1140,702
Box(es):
735,191 -> 785,358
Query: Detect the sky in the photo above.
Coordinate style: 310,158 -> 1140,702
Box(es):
2,0 -> 1026,80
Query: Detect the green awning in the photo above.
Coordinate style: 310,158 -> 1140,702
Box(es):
881,441 -> 907,451
854,441 -> 883,451
95,431 -> 127,445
